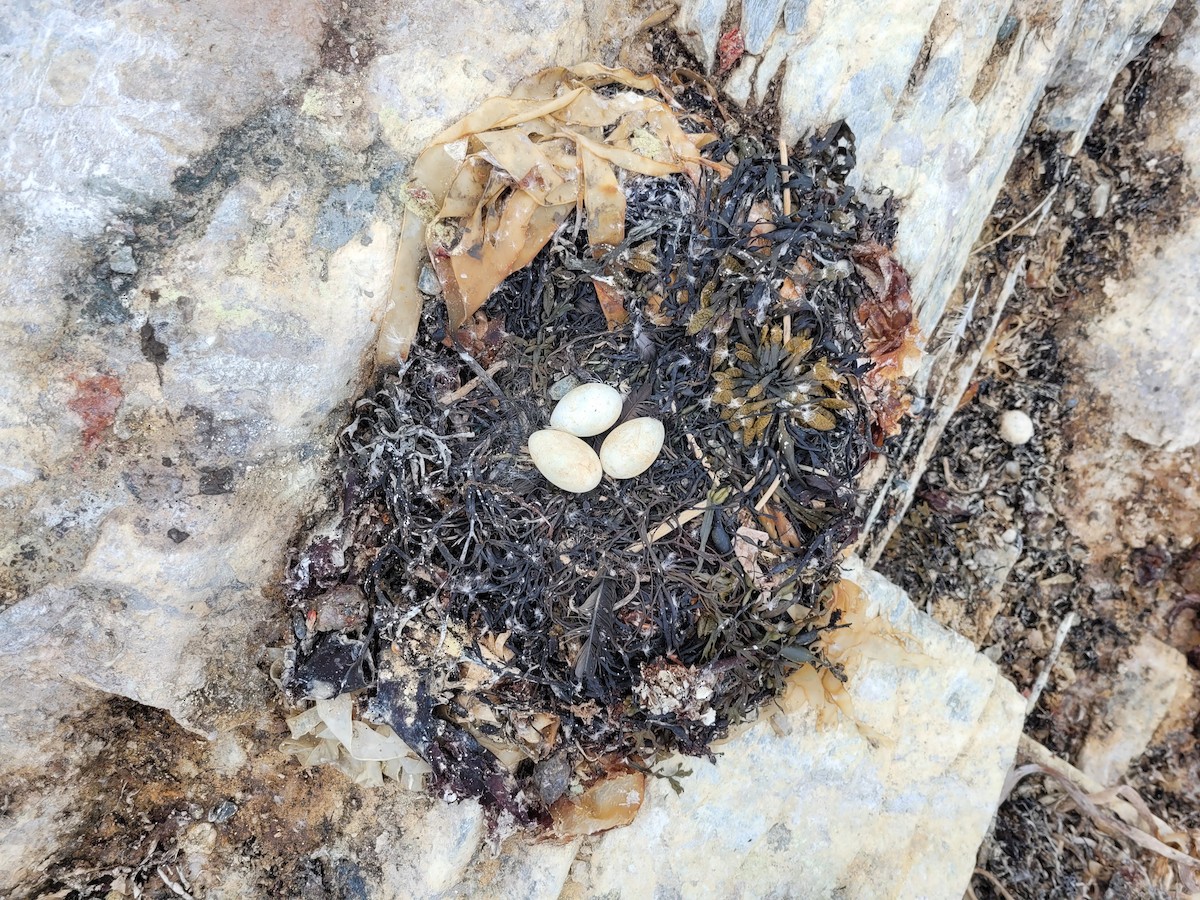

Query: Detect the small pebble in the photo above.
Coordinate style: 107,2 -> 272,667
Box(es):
599,418 -> 665,479
208,800 -> 238,824
550,383 -> 623,437
549,375 -> 581,402
533,754 -> 571,806
999,409 -> 1034,445
179,822 -> 217,855
528,429 -> 602,493
417,265 -> 441,295
108,244 -> 137,276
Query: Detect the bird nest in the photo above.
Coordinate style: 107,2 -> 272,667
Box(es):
277,65 -> 919,835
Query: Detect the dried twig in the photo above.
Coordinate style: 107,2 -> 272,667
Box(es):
436,360 -> 509,405
633,3 -> 676,33
753,474 -> 782,512
1024,610 -> 1077,716
779,135 -> 792,218
971,187 -> 1058,256
1003,761 -> 1200,889
971,867 -> 1017,900
157,866 -> 195,900
685,431 -> 716,479
629,474 -> 757,553
456,351 -> 507,399
1015,736 -> 1200,890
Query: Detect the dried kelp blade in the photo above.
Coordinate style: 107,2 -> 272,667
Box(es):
376,64 -> 723,362
377,208 -> 427,363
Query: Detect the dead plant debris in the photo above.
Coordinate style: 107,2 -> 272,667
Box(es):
281,63 -> 915,834
879,10 -> 1200,897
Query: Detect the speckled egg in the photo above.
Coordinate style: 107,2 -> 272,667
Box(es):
599,418 -> 665,479
529,429 -> 603,493
549,383 -> 623,437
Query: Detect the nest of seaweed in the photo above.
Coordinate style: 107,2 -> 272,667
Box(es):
279,76 -> 917,833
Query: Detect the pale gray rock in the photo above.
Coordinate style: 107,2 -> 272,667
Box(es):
1088,241 -> 1200,450
450,837 -> 584,900
375,798 -> 488,897
1077,635 -> 1191,787
695,0 -> 1170,338
366,0 -> 594,157
0,0 -> 610,892
674,0 -> 731,73
784,0 -> 811,34
0,26 -> 339,884
1086,18 -> 1200,450
418,265 -> 442,296
1039,0 -> 1175,154
1057,13 -> 1200,563
722,54 -> 757,107
742,0 -> 786,54
108,244 -> 138,276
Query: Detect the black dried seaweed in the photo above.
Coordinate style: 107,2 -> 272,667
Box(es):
281,111 -> 906,825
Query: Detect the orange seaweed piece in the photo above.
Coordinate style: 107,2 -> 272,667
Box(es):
852,242 -> 922,381
551,771 -> 645,836
430,89 -> 586,146
376,209 -> 429,364
852,242 -> 922,439
580,146 -> 625,250
448,192 -> 574,328
592,278 -> 629,329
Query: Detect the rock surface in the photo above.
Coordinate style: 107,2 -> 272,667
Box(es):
1038,0 -> 1176,154
1077,635 -> 1192,787
0,0 -> 607,891
1084,20 -> 1200,452
0,0 -> 1170,894
1063,13 -> 1200,556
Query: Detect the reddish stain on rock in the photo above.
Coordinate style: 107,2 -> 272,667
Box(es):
717,28 -> 745,75
69,374 -> 124,449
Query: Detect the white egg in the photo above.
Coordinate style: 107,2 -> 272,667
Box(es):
999,409 -> 1034,445
549,383 -> 623,437
529,429 -> 603,493
599,418 -> 665,479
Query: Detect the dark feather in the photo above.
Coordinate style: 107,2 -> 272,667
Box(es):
574,581 -> 614,681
